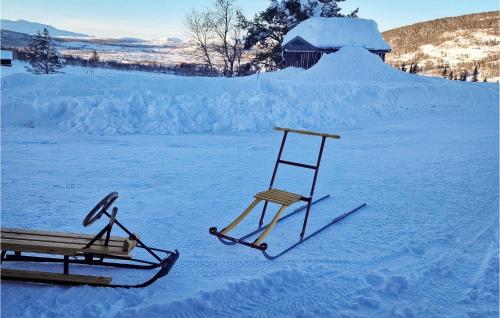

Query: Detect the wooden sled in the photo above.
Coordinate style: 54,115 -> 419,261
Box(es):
209,127 -> 366,259
1,192 -> 179,288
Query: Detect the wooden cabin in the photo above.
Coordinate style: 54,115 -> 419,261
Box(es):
282,17 -> 391,69
1,50 -> 13,67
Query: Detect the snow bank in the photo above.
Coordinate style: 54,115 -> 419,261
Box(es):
301,46 -> 425,83
283,17 -> 390,51
1,50 -> 498,134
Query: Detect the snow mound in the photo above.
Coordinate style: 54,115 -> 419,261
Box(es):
283,17 -> 390,51
301,46 -> 426,83
1,59 -> 498,135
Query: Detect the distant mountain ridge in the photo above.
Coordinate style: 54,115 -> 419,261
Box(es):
382,11 -> 500,81
0,19 -> 88,37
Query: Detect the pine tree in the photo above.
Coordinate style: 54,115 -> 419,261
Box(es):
442,65 -> 448,78
413,63 -> 419,74
448,71 -> 454,80
460,70 -> 468,81
401,63 -> 407,73
409,63 -> 418,74
25,28 -> 64,74
320,0 -> 358,17
472,65 -> 479,82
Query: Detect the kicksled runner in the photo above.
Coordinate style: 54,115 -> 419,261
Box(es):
1,192 -> 179,288
210,127 -> 366,260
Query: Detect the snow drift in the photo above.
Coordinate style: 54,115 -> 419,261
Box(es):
300,46 -> 427,83
1,47 -> 498,134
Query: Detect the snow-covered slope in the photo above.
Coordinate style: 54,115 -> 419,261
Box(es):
383,11 -> 500,81
0,19 -> 88,37
1,47 -> 497,135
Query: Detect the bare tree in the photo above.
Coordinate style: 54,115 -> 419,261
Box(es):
184,0 -> 245,77
185,9 -> 216,75
210,0 -> 245,77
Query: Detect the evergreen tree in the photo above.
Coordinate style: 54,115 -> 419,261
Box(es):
318,0 -> 358,17
401,63 -> 407,73
483,77 -> 488,82
472,65 -> 479,82
242,0 -> 358,70
448,70 -> 454,80
441,65 -> 448,78
460,70 -> 468,81
409,63 -> 418,74
25,28 -> 64,74
89,50 -> 99,68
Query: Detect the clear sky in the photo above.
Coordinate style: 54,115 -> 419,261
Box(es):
1,0 -> 498,39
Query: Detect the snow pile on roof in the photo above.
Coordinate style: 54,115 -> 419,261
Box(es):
283,17 -> 390,51
300,46 -> 421,83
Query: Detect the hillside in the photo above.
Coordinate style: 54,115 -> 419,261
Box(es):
383,11 -> 500,81
0,19 -> 88,37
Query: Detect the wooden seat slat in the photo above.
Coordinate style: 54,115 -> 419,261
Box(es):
1,238 -> 130,256
255,189 -> 302,205
1,227 -> 126,243
1,268 -> 112,285
1,232 -> 125,248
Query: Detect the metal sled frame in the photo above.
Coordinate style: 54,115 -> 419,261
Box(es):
209,127 -> 366,259
1,193 -> 179,288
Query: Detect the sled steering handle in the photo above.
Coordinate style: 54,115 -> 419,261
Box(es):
274,127 -> 340,139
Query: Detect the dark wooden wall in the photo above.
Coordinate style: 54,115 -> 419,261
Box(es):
283,49 -> 387,69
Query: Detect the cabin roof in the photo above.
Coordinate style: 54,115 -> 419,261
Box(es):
283,17 -> 391,52
1,50 -> 13,59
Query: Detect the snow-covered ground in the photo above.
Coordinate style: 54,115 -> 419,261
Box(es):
1,47 -> 498,317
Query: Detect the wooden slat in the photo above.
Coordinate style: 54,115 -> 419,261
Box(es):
274,127 -> 340,139
220,198 -> 262,235
254,204 -> 289,245
1,268 -> 112,285
1,232 -> 125,248
1,238 -> 130,256
1,227 -> 126,243
255,189 -> 302,205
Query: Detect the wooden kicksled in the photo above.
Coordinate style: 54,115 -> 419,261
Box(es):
209,127 -> 366,260
1,192 -> 179,288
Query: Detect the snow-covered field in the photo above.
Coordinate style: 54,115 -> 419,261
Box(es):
1,47 -> 499,317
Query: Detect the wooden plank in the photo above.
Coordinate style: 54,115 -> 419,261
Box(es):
1,227 -> 126,243
254,204 -> 289,245
274,127 -> 340,139
255,194 -> 296,205
1,238 -> 129,256
258,189 -> 301,199
1,268 -> 112,285
220,199 -> 262,235
1,232 -> 125,248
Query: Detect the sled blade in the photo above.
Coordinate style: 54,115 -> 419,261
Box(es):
262,203 -> 367,260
